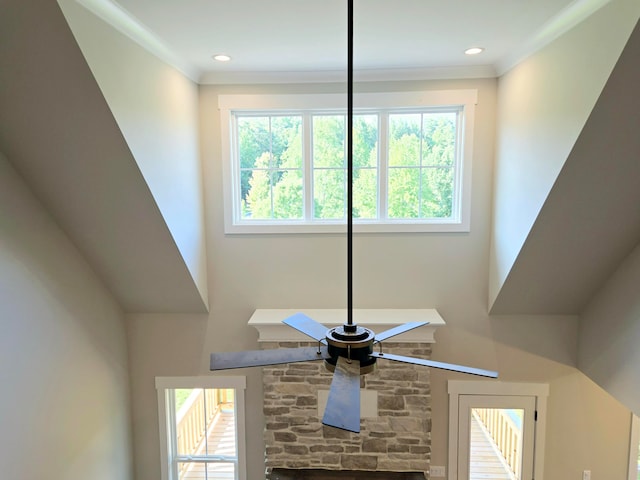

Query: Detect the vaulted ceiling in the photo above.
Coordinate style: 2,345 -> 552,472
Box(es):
1,0 -> 638,316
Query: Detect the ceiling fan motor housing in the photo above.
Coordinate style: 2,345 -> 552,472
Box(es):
324,324 -> 376,374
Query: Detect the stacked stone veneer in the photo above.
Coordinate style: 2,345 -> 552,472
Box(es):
262,341 -> 432,477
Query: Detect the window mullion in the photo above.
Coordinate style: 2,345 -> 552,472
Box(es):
378,112 -> 389,220
303,113 -> 313,221
418,113 -> 424,218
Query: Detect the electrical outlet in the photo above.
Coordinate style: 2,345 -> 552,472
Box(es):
583,470 -> 591,480
430,465 -> 446,477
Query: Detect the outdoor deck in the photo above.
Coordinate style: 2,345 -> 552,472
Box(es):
470,414 -> 513,480
179,402 -> 513,480
180,407 -> 236,480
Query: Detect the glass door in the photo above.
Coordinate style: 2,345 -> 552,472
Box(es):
458,395 -> 536,480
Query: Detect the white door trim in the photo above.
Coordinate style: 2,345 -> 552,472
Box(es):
448,381 -> 549,480
629,414 -> 639,480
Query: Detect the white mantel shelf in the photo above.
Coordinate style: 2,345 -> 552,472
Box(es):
248,309 -> 445,343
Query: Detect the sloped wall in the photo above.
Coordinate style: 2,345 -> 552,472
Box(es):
489,0 -> 640,311
58,0 -> 209,309
578,243 -> 640,416
0,153 -> 133,480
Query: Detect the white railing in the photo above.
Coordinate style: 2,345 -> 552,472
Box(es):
473,408 -> 522,479
175,389 -> 234,479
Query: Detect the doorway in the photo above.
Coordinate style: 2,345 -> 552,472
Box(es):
448,381 -> 548,480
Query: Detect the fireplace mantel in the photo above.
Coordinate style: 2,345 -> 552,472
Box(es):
248,309 -> 445,343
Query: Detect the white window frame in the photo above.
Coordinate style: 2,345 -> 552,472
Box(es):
629,414 -> 640,480
448,380 -> 549,480
219,90 -> 477,234
156,376 -> 247,480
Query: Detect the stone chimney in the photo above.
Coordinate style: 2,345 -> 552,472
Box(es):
248,309 -> 444,478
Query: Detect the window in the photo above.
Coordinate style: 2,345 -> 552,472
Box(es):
220,90 -> 476,233
156,376 -> 246,480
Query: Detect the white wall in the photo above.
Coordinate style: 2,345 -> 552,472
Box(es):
489,0 -> 640,309
579,243 -> 640,417
0,153 -> 133,480
58,0 -> 209,308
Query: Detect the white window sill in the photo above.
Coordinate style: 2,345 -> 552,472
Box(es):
225,220 -> 469,234
248,308 -> 445,343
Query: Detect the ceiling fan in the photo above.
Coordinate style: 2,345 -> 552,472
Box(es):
210,0 -> 498,434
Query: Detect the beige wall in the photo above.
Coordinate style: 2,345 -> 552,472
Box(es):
489,0 -> 640,310
0,154 -> 133,480
125,77 -> 633,480
579,243 -> 640,417
58,0 -> 209,308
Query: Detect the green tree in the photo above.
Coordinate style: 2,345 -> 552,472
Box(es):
387,113 -> 456,219
244,152 -> 272,219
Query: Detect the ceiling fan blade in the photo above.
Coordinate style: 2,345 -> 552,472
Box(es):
374,321 -> 429,343
322,356 -> 361,433
370,352 -> 498,378
282,312 -> 329,343
211,346 -> 329,371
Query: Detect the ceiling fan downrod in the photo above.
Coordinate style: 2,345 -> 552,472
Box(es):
346,0 -> 355,331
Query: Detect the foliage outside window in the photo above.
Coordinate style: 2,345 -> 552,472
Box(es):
156,377 -> 246,480
220,91 -> 476,233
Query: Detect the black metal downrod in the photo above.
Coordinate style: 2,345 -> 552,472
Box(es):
346,0 -> 355,331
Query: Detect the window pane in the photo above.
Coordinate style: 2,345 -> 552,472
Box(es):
422,112 -> 457,167
388,167 -> 419,219
271,169 -> 303,219
313,169 -> 345,219
237,117 -> 270,169
353,114 -> 378,168
312,115 -> 345,168
242,164 -> 273,220
470,408 -> 525,480
238,115 -> 302,219
177,462 -> 235,480
389,114 -> 421,167
175,389 -> 205,457
420,167 -> 454,218
353,167 -> 377,219
173,389 -> 237,459
205,389 -> 236,457
272,116 -> 303,169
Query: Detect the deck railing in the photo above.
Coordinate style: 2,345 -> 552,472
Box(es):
473,408 -> 522,479
175,389 -> 233,479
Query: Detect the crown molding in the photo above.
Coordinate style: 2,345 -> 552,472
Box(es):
496,0 -> 614,76
70,0 -> 200,82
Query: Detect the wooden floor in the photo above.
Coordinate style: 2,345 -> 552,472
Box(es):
469,415 -> 514,480
180,406 -> 236,480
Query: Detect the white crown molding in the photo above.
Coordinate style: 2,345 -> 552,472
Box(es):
69,0 -> 612,86
496,0 -> 614,76
71,0 -> 201,82
248,309 -> 445,343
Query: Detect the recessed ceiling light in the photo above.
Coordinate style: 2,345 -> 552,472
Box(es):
213,54 -> 231,62
464,47 -> 484,55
